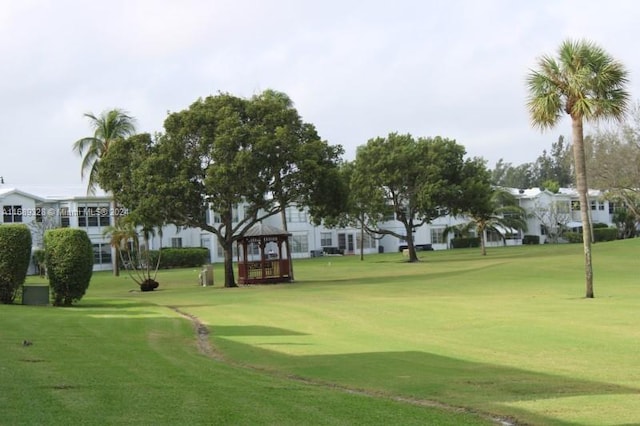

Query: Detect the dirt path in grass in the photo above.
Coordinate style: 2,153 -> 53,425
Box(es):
168,306 -> 519,426
169,306 -> 225,361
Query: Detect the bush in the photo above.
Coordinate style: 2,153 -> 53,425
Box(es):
451,237 -> 480,249
45,228 -> 93,306
0,225 -> 32,304
594,227 -> 618,242
564,228 -> 618,244
147,248 -> 210,269
522,235 -> 540,245
564,232 -> 582,243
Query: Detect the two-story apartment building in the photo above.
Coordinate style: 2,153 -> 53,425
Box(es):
1,183 -> 624,273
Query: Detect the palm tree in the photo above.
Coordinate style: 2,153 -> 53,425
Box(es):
102,218 -> 162,291
73,109 -> 137,195
464,188 -> 528,256
73,109 -> 136,276
526,39 -> 629,298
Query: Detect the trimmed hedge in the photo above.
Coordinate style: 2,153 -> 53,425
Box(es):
523,235 -> 540,245
0,224 -> 32,304
451,237 -> 480,249
147,247 -> 210,269
45,228 -> 93,306
565,228 -> 618,244
594,227 -> 618,242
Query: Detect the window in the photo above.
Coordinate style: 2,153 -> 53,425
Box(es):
598,202 -> 605,211
93,243 -> 112,265
320,232 -> 332,247
430,228 -> 445,244
590,200 -> 597,211
2,205 -> 23,223
486,229 -> 502,243
609,202 -> 616,214
290,234 -> 309,253
356,232 -> 376,249
338,233 -> 347,250
248,242 -> 260,256
60,207 -> 70,227
78,204 -> 110,227
97,207 -> 110,226
540,224 -> 547,236
285,207 -> 307,223
171,237 -> 182,248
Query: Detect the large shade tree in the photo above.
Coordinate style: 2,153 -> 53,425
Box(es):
250,90 -> 346,279
526,39 -> 629,298
352,133 -> 488,262
99,91 -> 343,287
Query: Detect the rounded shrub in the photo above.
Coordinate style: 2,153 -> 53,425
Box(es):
0,224 -> 32,304
44,228 -> 93,306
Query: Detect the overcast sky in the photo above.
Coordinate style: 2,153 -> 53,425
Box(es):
2,0 -> 640,189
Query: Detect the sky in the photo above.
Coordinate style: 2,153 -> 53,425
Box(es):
2,0 -> 640,189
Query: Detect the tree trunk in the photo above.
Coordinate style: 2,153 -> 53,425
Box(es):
112,199 -> 120,277
280,209 -> 295,281
222,238 -> 237,288
404,222 -> 419,262
480,226 -> 487,256
571,116 -> 594,298
360,221 -> 365,261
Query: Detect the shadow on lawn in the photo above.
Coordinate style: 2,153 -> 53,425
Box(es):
296,262 -> 507,287
213,331 -> 639,426
213,325 -> 308,337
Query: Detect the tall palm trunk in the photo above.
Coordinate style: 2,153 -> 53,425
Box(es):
571,116 -> 594,298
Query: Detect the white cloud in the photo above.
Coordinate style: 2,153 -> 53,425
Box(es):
2,0 -> 640,185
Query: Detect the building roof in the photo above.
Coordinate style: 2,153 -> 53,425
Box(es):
0,185 -> 110,201
243,222 -> 290,237
0,187 -> 45,202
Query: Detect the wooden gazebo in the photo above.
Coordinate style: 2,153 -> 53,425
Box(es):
237,223 -> 292,285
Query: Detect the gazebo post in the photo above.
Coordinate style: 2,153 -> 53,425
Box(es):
260,236 -> 266,280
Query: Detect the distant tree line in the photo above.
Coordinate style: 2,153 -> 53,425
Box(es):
490,136 -> 573,190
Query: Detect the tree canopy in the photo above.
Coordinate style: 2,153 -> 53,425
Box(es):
99,91 -> 343,287
351,133 -> 488,262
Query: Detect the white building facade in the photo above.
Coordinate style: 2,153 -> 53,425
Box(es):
1,185 -> 622,272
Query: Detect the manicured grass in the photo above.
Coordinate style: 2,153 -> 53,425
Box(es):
4,239 -> 640,425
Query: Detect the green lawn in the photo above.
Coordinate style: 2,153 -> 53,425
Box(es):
3,240 -> 639,425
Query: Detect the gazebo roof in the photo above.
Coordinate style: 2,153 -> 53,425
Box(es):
243,222 -> 290,238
